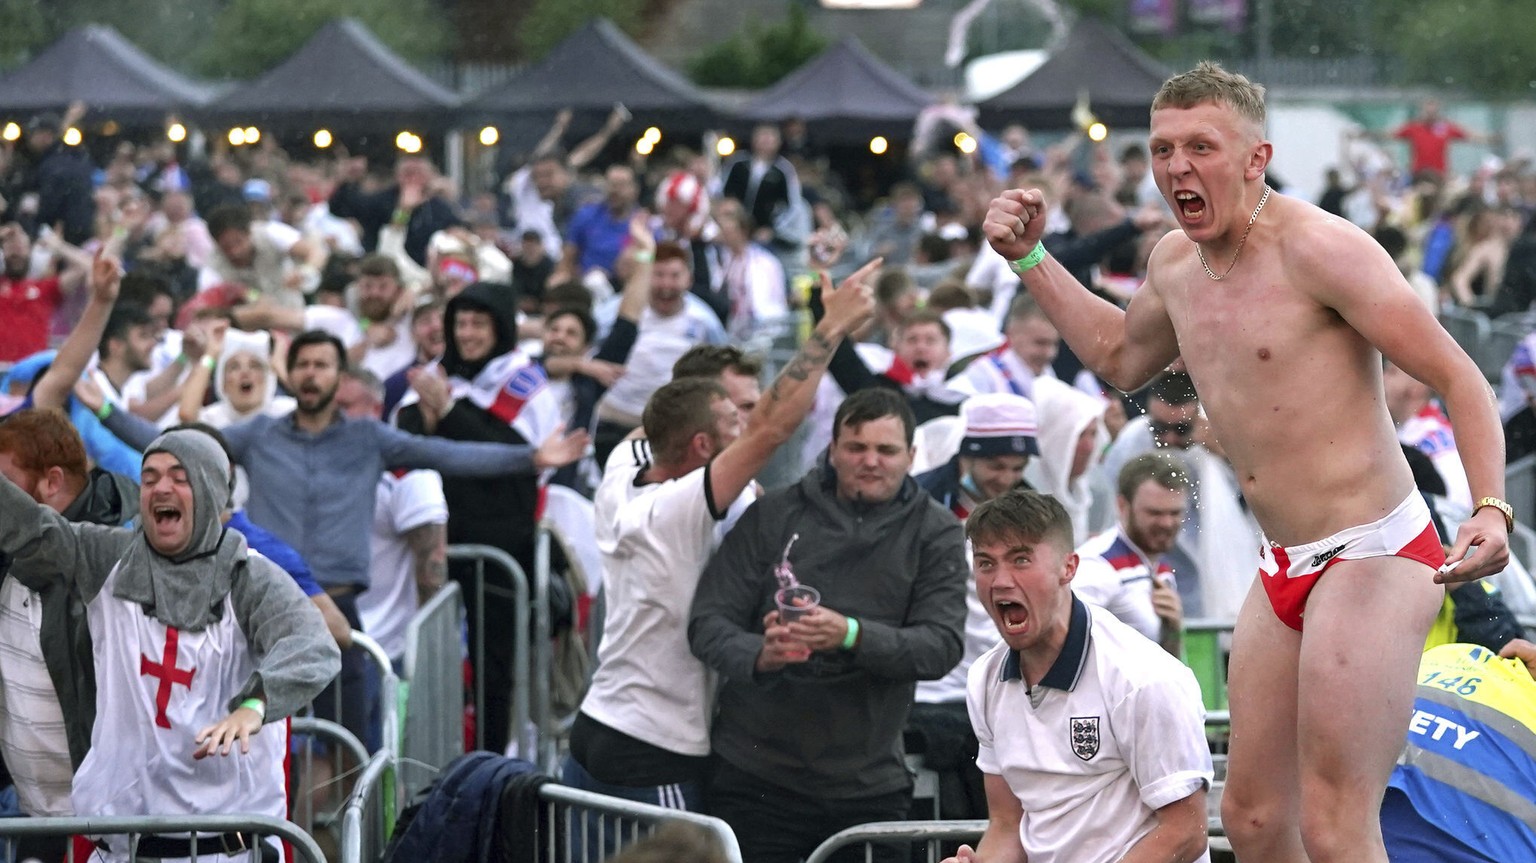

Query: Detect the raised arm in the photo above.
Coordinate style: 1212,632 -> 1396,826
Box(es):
985,188 -> 1179,392
568,105 -> 629,170
31,252 -> 120,410
178,320 -> 225,424
706,259 -> 879,515
373,419 -> 588,476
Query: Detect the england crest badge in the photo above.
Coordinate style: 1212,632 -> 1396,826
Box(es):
1070,716 -> 1100,761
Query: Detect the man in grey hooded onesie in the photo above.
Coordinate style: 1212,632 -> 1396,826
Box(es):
0,428 -> 340,860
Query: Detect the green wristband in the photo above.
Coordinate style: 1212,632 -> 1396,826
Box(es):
841,617 -> 861,651
200,355 -> 216,371
240,698 -> 266,721
94,401 -> 112,421
1007,241 -> 1047,275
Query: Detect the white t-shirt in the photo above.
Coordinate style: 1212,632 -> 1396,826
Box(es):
358,470 -> 448,660
596,297 -> 726,421
0,577 -> 73,816
1073,529 -> 1175,645
968,598 -> 1211,863
579,440 -> 754,756
359,316 -> 417,382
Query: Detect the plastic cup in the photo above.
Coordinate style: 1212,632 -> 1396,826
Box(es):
775,585 -> 821,623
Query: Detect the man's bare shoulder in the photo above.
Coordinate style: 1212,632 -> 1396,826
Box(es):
1273,195 -> 1405,305
1142,229 -> 1195,295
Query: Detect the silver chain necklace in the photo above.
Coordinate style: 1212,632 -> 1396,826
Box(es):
1196,185 -> 1272,281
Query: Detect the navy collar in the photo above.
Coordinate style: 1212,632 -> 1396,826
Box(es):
1000,595 -> 1092,691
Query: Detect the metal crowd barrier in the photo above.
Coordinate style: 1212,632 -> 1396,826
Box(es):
290,716 -> 370,850
352,630 -> 402,767
1480,317 -> 1529,382
1439,306 -> 1490,366
533,529 -> 557,772
804,820 -> 985,863
0,814 -> 326,862
442,543 -> 553,764
540,784 -> 743,863
339,750 -> 397,863
401,580 -> 465,799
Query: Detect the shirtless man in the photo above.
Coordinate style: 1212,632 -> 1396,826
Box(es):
983,62 -> 1510,863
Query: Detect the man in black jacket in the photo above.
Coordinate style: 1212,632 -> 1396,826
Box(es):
21,112 -> 93,246
689,388 -> 968,863
719,124 -> 803,256
396,278 -> 568,754
330,157 -> 462,266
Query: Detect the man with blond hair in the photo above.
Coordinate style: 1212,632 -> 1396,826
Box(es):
984,61 -> 1508,863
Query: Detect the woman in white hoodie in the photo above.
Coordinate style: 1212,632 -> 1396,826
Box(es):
177,323 -> 296,430
1024,376 -> 1111,542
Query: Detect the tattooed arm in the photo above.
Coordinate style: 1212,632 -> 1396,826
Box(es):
705,259 -> 881,510
404,521 -> 448,604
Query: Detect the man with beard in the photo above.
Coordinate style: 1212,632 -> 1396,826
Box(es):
0,428 -> 340,861
1074,453 -> 1192,655
382,298 -> 445,418
396,278 -> 567,754
557,164 -> 643,285
95,330 -> 588,750
0,222 -> 85,364
349,254 -> 417,381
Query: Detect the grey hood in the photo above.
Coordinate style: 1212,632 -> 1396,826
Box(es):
112,429 -> 249,631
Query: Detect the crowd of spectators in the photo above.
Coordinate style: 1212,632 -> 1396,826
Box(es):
0,92 -> 1532,861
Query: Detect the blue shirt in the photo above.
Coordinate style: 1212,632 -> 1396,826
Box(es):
565,202 -> 634,276
227,509 -> 322,597
105,408 -> 538,590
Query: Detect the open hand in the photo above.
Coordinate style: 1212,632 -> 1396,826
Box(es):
984,188 -> 1049,260
627,209 -> 656,257
407,365 -> 453,416
533,425 -> 592,471
72,376 -> 106,413
193,706 -> 262,760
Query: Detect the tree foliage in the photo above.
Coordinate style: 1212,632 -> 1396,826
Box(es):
1391,0 -> 1536,96
688,4 -> 827,89
519,0 -> 646,63
0,0 -> 50,69
196,0 -> 450,79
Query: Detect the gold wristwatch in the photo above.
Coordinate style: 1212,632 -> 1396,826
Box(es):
1474,497 -> 1515,533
